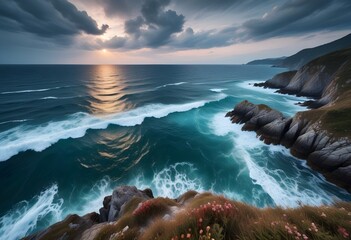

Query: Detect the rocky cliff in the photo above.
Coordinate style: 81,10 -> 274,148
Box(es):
24,186 -> 351,240
255,48 -> 351,107
226,100 -> 351,192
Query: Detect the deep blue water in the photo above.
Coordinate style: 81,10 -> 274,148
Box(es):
0,65 -> 350,239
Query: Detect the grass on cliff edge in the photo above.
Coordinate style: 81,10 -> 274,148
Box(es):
93,192 -> 351,240
298,50 -> 351,138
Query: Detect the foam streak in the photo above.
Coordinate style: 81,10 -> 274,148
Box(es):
0,96 -> 225,161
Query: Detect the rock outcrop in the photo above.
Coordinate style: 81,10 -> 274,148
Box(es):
24,186 -> 351,240
106,186 -> 153,222
255,48 -> 351,109
226,100 -> 351,191
24,186 -> 153,240
254,71 -> 297,89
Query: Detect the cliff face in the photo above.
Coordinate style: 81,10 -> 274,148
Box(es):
257,48 -> 351,105
254,71 -> 297,89
24,186 -> 351,240
226,100 -> 351,192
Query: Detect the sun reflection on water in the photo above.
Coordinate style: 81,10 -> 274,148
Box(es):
87,65 -> 133,115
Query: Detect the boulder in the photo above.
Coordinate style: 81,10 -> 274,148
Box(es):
99,195 -> 112,222
107,186 -> 153,222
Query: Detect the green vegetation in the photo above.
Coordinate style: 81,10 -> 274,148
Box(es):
91,192 -> 350,240
297,49 -> 351,138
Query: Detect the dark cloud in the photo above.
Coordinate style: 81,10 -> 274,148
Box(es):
50,0 -> 108,35
2,0 -> 350,53
172,0 -> 266,13
170,27 -> 236,49
99,0 -> 143,18
169,0 -> 351,50
96,0 -> 351,51
98,0 -> 270,17
99,0 -> 184,49
0,0 -> 108,38
241,0 -> 351,40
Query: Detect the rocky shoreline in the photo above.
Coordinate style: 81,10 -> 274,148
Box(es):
239,48 -> 351,192
225,99 -> 351,191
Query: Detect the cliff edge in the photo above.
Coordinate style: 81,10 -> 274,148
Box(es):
24,186 -> 351,240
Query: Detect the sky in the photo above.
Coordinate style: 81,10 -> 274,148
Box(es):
0,0 -> 350,64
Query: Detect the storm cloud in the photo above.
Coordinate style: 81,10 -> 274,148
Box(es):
0,0 -> 108,38
99,0 -> 185,49
96,0 -> 351,51
1,0 -> 351,55
241,0 -> 351,40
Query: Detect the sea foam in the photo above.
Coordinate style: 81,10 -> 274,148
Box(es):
0,96 -> 226,162
0,86 -> 73,95
210,88 -> 227,93
0,184 -> 63,240
209,112 -> 338,207
131,162 -> 204,198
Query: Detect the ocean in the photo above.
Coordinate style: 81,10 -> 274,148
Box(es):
0,65 -> 350,239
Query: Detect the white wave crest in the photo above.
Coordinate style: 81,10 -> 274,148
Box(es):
0,96 -> 225,162
210,88 -> 227,93
155,82 -> 187,89
0,86 -> 68,95
0,119 -> 30,125
0,184 -> 63,240
40,96 -> 58,100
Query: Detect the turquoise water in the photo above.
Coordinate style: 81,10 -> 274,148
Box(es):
0,65 -> 350,239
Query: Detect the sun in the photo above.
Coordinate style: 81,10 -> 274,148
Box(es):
102,49 -> 107,53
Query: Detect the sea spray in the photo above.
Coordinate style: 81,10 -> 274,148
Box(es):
0,184 -> 63,240
131,162 -> 204,198
209,112 -> 341,207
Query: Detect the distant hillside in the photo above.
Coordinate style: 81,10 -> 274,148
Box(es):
247,33 -> 351,69
280,33 -> 351,69
246,57 -> 286,66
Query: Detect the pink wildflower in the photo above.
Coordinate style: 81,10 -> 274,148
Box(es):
338,227 -> 349,239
